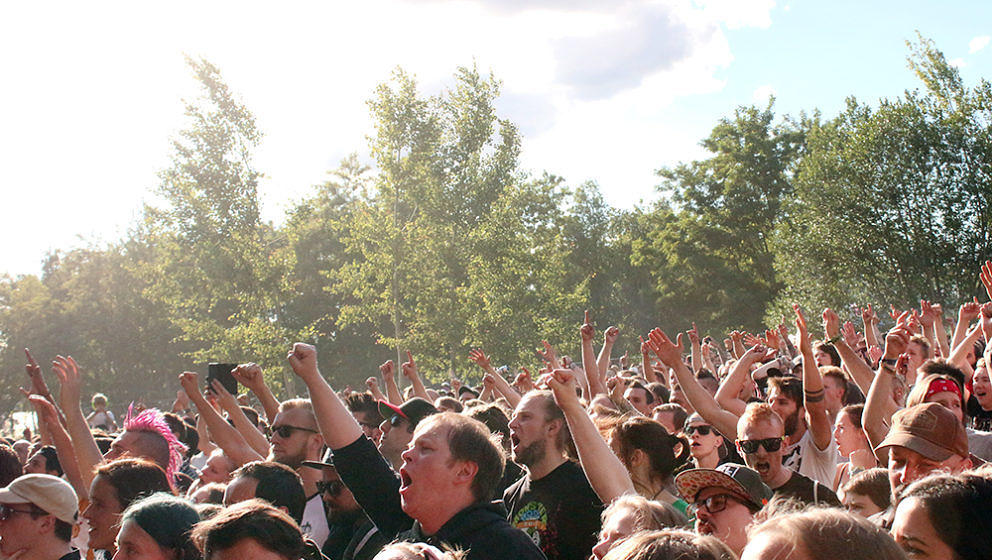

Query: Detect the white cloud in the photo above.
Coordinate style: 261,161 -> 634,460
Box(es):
0,0 -> 775,276
752,84 -> 777,104
969,35 -> 991,54
950,57 -> 967,68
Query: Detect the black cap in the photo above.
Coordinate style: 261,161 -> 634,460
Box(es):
378,397 -> 438,429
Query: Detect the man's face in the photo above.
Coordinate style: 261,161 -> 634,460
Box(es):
822,375 -> 845,410
354,411 -> 383,445
693,487 -> 754,556
0,501 -> 46,557
23,452 -> 50,475
397,423 -> 462,521
623,386 -> 652,416
104,430 -> 142,462
907,341 -> 926,372
223,476 -> 260,507
839,489 -> 883,518
651,410 -> 677,434
737,419 -> 785,484
508,395 -> 554,468
887,446 -> 968,502
378,414 -> 414,469
320,467 -> 360,525
766,389 -> 801,437
268,408 -> 319,468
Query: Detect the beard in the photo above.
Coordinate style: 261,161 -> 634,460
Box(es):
327,504 -> 362,526
513,438 -> 548,468
783,409 -> 800,437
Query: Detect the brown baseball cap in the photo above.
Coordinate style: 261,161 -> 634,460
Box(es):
875,402 -> 968,461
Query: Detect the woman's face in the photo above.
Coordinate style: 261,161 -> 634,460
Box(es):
891,496 -> 956,560
112,520 -> 172,560
925,391 -> 963,423
83,475 -> 125,552
832,411 -> 865,458
686,423 -> 722,460
591,507 -> 638,559
973,366 -> 992,410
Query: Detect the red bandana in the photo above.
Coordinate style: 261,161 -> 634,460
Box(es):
925,378 -> 962,400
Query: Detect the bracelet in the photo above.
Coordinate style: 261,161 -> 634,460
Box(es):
880,358 -> 898,366
879,362 -> 896,374
826,334 -> 842,344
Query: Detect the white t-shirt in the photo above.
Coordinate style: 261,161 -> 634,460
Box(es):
299,492 -> 329,548
782,429 -> 838,488
88,410 -> 116,429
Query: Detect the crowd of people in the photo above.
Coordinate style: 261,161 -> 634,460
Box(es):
3,262 -> 992,560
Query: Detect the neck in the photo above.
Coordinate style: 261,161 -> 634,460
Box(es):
418,493 -> 477,536
696,452 -> 720,470
25,539 -> 72,560
527,453 -> 568,481
767,466 -> 793,489
786,424 -> 806,446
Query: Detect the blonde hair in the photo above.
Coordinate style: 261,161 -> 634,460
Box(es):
601,529 -> 735,560
746,508 -> 905,560
737,402 -> 783,436
601,495 -> 687,532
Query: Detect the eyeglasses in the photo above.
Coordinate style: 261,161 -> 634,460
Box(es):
269,425 -> 319,439
0,504 -> 40,520
685,425 -> 714,436
687,493 -> 742,517
316,480 -> 346,497
737,437 -> 785,454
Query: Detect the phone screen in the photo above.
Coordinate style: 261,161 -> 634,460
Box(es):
207,363 -> 239,395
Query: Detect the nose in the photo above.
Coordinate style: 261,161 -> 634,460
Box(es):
380,420 -> 391,434
591,537 -> 610,559
400,446 -> 413,463
508,417 -> 519,431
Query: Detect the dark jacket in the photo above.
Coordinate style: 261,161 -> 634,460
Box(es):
396,502 -> 546,560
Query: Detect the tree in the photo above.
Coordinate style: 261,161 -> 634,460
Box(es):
634,102 -> 805,334
771,36 -> 992,319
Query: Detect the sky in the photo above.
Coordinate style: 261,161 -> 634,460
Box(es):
1,0 -> 990,277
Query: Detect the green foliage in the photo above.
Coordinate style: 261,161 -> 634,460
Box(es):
770,35 -> 992,320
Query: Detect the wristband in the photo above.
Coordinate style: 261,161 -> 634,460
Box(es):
880,358 -> 898,366
826,334 -> 842,344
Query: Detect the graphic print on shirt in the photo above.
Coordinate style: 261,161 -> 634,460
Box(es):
512,500 -> 559,557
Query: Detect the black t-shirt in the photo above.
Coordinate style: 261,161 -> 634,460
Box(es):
774,470 -> 840,507
503,461 -> 603,560
968,395 -> 992,431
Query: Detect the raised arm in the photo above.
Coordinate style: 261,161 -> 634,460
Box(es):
469,350 -> 522,409
597,326 -> 619,380
948,321 -> 984,380
715,345 -> 767,416
863,326 -> 910,452
796,306 -> 831,450
647,329 -> 739,439
286,343 -> 364,449
639,336 -> 660,384
209,379 -> 270,457
547,369 -> 634,503
581,312 -> 604,397
400,351 -> 431,401
688,323 -> 703,373
180,372 -> 263,467
51,356 -> 104,490
25,393 -> 88,499
953,299 -> 981,350
380,360 -> 403,405
365,376 -> 388,403
229,363 -> 281,425
824,308 -> 875,395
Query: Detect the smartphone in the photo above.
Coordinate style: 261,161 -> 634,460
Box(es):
207,363 -> 239,395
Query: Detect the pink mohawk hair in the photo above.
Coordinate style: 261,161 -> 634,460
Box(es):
124,404 -> 187,484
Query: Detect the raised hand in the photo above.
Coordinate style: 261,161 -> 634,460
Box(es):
401,351 -> 418,380
604,326 -> 619,345
512,369 -> 535,394
841,321 -> 860,348
538,340 -> 561,370
450,377 -> 462,393
794,305 -> 812,354
619,350 -> 630,369
380,360 -> 395,381
483,373 -> 496,391
980,302 -> 992,342
765,329 -> 781,350
640,336 -> 651,356
883,326 -> 911,360
646,328 -> 685,369
51,356 -> 83,412
889,305 -> 902,323
981,260 -> 992,301
24,392 -> 60,427
861,304 -> 877,325
231,363 -> 264,390
179,372 -> 202,401
24,349 -> 53,400
468,349 -> 492,371
960,298 -> 981,322
366,376 -> 380,392
210,379 -> 239,410
580,310 -> 595,343
687,322 -> 701,346
919,300 -> 937,329
287,343 -> 320,380
547,369 -> 581,410
867,345 -> 883,365
822,307 -> 840,339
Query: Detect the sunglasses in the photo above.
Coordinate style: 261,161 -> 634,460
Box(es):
316,480 -> 346,497
388,414 -> 407,427
269,424 -> 319,439
688,493 -> 743,516
737,437 -> 785,454
0,504 -> 40,520
685,425 -> 714,436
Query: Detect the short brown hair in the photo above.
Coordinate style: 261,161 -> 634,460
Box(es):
416,413 -> 505,502
839,467 -> 890,511
191,499 -> 303,560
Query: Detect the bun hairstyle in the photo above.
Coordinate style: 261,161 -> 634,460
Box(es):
612,416 -> 691,482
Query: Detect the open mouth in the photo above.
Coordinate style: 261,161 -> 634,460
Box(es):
510,433 -> 521,449
399,468 -> 412,492
754,461 -> 770,476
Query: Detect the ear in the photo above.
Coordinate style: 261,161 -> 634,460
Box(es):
546,417 -> 564,439
629,448 -> 648,467
453,460 -> 479,487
